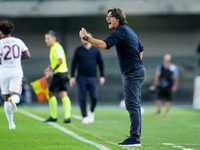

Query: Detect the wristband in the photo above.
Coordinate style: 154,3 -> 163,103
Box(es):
52,65 -> 59,71
82,35 -> 89,41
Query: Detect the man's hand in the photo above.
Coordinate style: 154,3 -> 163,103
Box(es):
44,67 -> 54,77
172,85 -> 177,92
99,77 -> 105,85
70,77 -> 76,87
79,27 -> 87,38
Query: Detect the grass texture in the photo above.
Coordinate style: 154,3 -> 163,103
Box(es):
0,106 -> 199,150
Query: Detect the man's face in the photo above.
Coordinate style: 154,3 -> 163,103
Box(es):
106,11 -> 119,29
45,34 -> 56,47
163,54 -> 171,66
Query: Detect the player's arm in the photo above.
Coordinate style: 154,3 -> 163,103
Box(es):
140,51 -> 143,60
21,50 -> 31,59
44,65 -> 53,77
87,37 -> 107,49
97,51 -> 105,85
79,27 -> 107,49
154,72 -> 160,86
44,61 -> 63,77
52,58 -> 63,71
70,52 -> 78,87
172,76 -> 178,92
171,66 -> 179,92
44,58 -> 63,77
139,41 -> 144,60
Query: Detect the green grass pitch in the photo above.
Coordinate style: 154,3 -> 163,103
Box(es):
0,106 -> 199,150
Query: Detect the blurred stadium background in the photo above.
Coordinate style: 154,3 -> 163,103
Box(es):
1,0 -> 200,107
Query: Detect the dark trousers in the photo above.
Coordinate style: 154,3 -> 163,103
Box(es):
122,68 -> 145,141
77,75 -> 98,117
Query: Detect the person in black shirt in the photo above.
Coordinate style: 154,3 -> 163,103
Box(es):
79,8 -> 145,146
154,54 -> 178,116
70,33 -> 105,124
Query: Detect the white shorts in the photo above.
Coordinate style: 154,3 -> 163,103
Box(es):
0,76 -> 23,95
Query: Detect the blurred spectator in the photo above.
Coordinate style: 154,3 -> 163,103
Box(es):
70,33 -> 105,124
154,54 -> 179,116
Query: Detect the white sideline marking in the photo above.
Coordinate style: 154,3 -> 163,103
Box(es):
162,143 -> 195,150
163,143 -> 175,145
18,109 -> 111,150
173,146 -> 184,148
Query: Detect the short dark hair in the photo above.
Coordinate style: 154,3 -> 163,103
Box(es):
45,30 -> 56,38
0,20 -> 14,35
107,8 -> 127,25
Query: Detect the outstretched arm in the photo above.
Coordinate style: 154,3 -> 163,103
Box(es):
79,27 -> 107,49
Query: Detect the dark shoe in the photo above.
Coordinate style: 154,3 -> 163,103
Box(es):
118,137 -> 141,146
44,117 -> 57,122
64,118 -> 71,123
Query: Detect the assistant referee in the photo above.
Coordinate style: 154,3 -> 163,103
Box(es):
44,30 -> 71,123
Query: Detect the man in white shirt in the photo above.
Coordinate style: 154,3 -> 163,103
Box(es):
0,20 -> 31,130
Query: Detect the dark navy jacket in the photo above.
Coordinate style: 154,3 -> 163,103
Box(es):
104,24 -> 144,74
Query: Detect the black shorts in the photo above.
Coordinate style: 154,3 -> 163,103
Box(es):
49,72 -> 69,93
157,86 -> 172,101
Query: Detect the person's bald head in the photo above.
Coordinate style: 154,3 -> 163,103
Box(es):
163,54 -> 171,67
